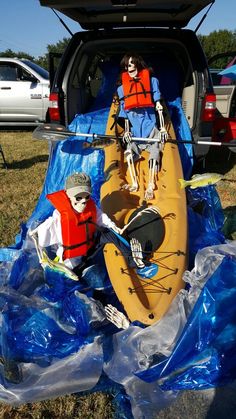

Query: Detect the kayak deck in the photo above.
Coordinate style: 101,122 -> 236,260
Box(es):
100,116 -> 188,325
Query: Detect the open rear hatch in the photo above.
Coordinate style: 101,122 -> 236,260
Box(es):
40,0 -> 214,30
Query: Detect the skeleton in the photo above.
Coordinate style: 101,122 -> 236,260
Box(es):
118,54 -> 168,200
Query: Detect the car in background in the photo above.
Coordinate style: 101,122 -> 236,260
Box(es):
209,53 -> 236,146
39,0 -> 217,163
0,58 -> 50,126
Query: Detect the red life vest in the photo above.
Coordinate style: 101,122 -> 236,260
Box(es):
121,68 -> 154,110
46,190 -> 97,260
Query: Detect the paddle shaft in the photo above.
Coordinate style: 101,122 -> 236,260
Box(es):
37,127 -> 236,148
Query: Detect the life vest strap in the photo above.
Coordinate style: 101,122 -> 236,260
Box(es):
63,239 -> 92,251
129,78 -> 146,97
119,90 -> 153,102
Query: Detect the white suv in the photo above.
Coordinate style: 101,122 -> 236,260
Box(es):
0,58 -> 50,126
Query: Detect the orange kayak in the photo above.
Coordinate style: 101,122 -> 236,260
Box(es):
100,106 -> 188,326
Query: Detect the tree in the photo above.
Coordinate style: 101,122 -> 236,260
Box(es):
198,30 -> 236,67
35,38 -> 70,70
0,48 -> 34,61
0,37 -> 70,71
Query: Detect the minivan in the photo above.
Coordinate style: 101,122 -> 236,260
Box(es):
39,0 -> 216,162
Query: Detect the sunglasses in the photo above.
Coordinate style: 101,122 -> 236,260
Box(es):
74,194 -> 90,202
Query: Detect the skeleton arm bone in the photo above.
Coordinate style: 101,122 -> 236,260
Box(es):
96,208 -> 123,235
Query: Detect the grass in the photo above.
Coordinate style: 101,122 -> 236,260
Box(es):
0,393 -> 114,419
0,130 -> 48,247
0,131 -> 235,418
205,146 -> 236,209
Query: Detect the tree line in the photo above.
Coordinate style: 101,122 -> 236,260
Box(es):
1,29 -> 236,71
0,38 -> 70,70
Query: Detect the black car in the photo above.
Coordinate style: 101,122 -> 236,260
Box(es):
39,0 -> 216,161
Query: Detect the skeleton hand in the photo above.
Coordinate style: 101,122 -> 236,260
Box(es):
122,130 -> 132,146
155,101 -> 163,111
160,128 -> 168,143
105,304 -> 130,329
130,237 -> 145,268
28,228 -> 38,238
122,118 -> 132,146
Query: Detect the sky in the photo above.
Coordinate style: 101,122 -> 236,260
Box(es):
0,0 -> 236,59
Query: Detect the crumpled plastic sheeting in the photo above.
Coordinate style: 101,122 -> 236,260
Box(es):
222,206 -> 236,240
124,378 -> 178,419
0,210 -> 234,417
104,242 -> 236,418
104,243 -> 226,383
0,263 -> 106,405
136,242 -> 236,386
187,186 -> 225,268
0,339 -> 103,406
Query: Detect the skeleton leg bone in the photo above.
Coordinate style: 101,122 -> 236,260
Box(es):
122,148 -> 138,192
145,158 -> 157,200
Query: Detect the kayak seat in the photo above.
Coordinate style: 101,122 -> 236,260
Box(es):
124,206 -> 165,259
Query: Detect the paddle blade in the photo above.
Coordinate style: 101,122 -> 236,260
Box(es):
33,124 -> 71,141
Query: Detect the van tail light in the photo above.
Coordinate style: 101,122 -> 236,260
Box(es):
49,93 -> 60,121
202,93 -> 216,122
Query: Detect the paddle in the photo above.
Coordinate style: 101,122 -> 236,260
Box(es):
33,123 -> 236,152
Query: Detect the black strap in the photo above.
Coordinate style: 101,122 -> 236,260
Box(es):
119,90 -> 153,101
129,77 -> 147,97
63,239 -> 92,251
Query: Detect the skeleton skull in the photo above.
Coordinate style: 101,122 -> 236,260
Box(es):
68,193 -> 90,213
127,57 -> 138,78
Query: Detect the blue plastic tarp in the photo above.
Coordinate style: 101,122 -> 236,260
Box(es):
0,62 -> 235,418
